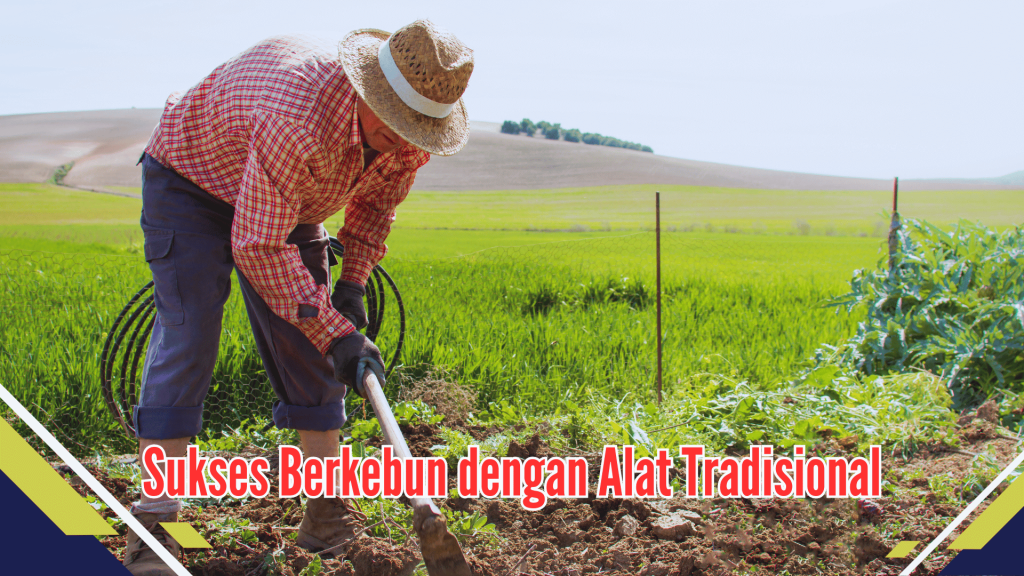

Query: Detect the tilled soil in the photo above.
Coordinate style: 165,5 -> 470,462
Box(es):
61,420 -> 1021,576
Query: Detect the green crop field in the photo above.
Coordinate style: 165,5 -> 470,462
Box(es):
1,181 -> 1019,454
7,181 -> 1022,241
387,184 -> 1024,236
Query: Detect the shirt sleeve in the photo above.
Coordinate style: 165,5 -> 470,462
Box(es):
231,110 -> 355,356
338,147 -> 429,283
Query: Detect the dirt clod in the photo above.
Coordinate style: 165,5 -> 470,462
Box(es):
348,538 -> 420,576
975,399 -> 1000,423
506,433 -> 553,458
640,562 -> 674,576
613,514 -> 640,537
651,512 -> 697,541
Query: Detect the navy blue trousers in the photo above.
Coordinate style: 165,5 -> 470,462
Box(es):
134,154 -> 347,439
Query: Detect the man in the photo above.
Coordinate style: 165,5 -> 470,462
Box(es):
124,20 -> 474,575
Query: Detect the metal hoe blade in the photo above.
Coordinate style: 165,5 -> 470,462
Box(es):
362,372 -> 473,576
414,501 -> 473,576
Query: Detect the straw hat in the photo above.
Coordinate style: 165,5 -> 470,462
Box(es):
339,20 -> 474,156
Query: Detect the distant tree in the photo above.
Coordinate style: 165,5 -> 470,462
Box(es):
542,123 -> 562,140
500,120 -> 521,135
503,119 -> 652,151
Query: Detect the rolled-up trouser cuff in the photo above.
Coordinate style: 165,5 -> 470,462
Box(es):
133,405 -> 204,439
272,400 -> 346,431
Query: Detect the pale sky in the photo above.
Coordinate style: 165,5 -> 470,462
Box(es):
2,0 -> 1021,180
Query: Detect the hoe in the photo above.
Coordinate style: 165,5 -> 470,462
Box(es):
362,370 -> 472,576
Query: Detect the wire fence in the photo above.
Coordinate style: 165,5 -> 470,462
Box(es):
0,212 -> 888,457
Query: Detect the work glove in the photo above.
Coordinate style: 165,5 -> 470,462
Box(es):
331,279 -> 368,330
330,332 -> 385,398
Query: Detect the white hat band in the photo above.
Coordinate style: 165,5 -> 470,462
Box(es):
378,38 -> 455,119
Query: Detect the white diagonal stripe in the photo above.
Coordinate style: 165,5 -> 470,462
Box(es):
900,448 -> 1024,575
0,383 -> 192,576
377,38 -> 455,119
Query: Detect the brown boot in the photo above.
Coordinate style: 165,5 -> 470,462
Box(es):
296,497 -> 368,557
123,507 -> 181,576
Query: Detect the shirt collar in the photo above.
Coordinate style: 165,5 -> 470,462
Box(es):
348,103 -> 362,149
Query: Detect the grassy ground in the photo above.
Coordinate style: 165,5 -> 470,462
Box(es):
0,181 -> 1016,454
0,183 -> 141,226
1,183 -> 143,246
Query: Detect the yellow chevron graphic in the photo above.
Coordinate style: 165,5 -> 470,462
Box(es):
160,522 -> 212,548
0,418 -> 116,536
887,540 -> 920,558
949,473 -> 1024,550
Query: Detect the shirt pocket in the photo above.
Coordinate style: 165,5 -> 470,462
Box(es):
144,230 -> 184,326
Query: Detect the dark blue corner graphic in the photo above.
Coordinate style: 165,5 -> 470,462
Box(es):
940,506 -> 1024,575
0,470 -> 133,575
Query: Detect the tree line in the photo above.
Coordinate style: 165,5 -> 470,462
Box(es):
500,119 -> 653,153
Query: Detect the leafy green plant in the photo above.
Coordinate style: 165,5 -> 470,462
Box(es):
346,400 -> 443,443
928,473 -> 960,504
536,368 -> 956,457
208,517 -> 258,548
195,416 -> 298,452
430,427 -> 510,467
829,218 -> 1024,405
348,418 -> 382,442
558,400 -> 591,447
445,510 -> 500,547
298,555 -> 323,576
430,428 -> 475,467
391,400 -> 445,426
476,399 -> 520,425
260,547 -> 288,575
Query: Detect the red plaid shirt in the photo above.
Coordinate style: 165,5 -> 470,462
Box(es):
145,35 -> 429,355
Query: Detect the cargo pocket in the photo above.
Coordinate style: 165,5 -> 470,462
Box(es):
144,230 -> 184,326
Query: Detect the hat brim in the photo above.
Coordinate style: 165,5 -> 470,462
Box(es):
339,28 -> 469,157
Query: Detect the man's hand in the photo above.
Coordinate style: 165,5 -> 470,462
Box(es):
330,332 -> 384,398
331,279 -> 368,330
